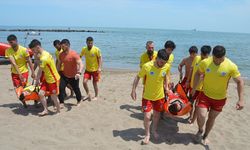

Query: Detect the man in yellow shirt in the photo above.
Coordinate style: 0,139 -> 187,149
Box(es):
139,41 -> 157,68
29,39 -> 61,116
131,49 -> 171,144
191,46 -> 244,145
164,40 -> 176,66
80,37 -> 102,101
5,34 -> 35,108
186,45 -> 211,124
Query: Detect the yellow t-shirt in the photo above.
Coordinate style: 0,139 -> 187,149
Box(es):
190,55 -> 203,91
5,45 -> 29,74
140,51 -> 157,68
55,49 -> 64,71
40,51 -> 60,83
80,46 -> 101,72
198,57 -> 240,100
138,61 -> 170,101
167,53 -> 174,66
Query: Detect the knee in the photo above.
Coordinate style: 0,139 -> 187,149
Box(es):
38,90 -> 45,98
83,79 -> 88,85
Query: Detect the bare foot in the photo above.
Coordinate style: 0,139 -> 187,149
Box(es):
38,110 -> 48,117
83,94 -> 91,101
76,101 -> 81,107
141,135 -> 150,145
92,97 -> 98,101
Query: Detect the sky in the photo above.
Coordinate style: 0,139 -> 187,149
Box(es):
1,0 -> 250,33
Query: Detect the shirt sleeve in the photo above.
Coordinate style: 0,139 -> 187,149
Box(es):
198,60 -> 206,73
230,63 -> 241,78
138,65 -> 147,78
23,49 -> 30,58
74,52 -> 81,61
80,48 -> 85,57
5,49 -> 10,58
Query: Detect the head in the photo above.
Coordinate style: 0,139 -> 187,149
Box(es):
28,39 -> 42,57
53,40 -> 61,50
189,46 -> 198,58
164,40 -> 176,54
145,41 -> 154,55
155,49 -> 169,68
7,34 -> 18,49
168,103 -> 182,115
200,45 -> 211,59
60,39 -> 70,52
212,45 -> 226,65
86,37 -> 94,49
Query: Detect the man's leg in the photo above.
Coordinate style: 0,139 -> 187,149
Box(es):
83,78 -> 91,100
152,110 -> 161,139
143,112 -> 152,144
195,107 -> 208,142
58,75 -> 67,106
92,80 -> 98,100
202,109 -> 221,144
38,90 -> 48,116
69,78 -> 82,105
51,94 -> 60,113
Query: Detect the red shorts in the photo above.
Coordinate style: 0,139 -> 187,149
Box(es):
11,72 -> 29,87
84,71 -> 100,82
197,92 -> 226,112
40,80 -> 59,95
142,98 -> 165,112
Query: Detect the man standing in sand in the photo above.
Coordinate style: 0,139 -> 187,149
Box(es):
187,45 -> 211,124
53,40 -> 74,97
139,41 -> 157,68
131,49 -> 171,144
178,46 -> 198,90
5,34 -> 35,108
28,39 -> 61,116
57,39 -> 83,106
80,37 -> 102,101
191,45 -> 244,145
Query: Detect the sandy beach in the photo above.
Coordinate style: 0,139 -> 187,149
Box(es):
0,64 -> 249,150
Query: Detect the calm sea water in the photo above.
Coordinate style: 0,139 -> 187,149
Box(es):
1,26 -> 250,78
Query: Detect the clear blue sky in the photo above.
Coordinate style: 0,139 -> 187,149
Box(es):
1,0 -> 250,33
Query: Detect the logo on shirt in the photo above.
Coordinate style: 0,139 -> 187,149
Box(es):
91,54 -> 95,57
150,71 -> 154,75
206,68 -> 211,73
196,63 -> 199,66
221,72 -> 227,76
162,72 -> 166,77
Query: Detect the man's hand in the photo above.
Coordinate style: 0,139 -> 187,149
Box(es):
75,73 -> 81,80
236,100 -> 244,110
31,72 -> 36,79
19,74 -> 25,83
131,90 -> 137,101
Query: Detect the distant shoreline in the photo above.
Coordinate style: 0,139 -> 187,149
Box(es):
0,28 -> 104,33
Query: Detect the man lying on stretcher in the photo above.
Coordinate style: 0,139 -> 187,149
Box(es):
164,83 -> 192,116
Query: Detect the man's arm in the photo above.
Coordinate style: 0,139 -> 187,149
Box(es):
191,70 -> 202,96
26,56 -> 35,79
56,58 -> 62,71
164,74 -> 170,94
131,76 -> 140,101
98,56 -> 102,72
186,67 -> 193,88
35,67 -> 43,86
178,58 -> 185,80
76,58 -> 83,73
233,77 -> 244,110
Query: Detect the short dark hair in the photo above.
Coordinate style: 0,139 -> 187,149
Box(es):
86,37 -> 94,42
53,40 -> 60,46
212,45 -> 226,58
164,40 -> 176,50
146,41 -> 154,46
157,49 -> 169,61
29,39 -> 41,48
189,46 -> 198,54
168,104 -> 179,115
7,34 -> 17,41
201,45 -> 212,55
60,39 -> 70,45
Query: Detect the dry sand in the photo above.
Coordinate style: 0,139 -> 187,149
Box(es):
0,64 -> 250,150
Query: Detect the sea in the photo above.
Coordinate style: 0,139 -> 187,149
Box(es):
0,26 -> 250,79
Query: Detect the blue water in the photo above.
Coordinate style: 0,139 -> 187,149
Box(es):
1,26 -> 250,78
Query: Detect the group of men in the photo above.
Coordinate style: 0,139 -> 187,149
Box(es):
5,34 -> 102,116
131,41 -> 244,145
